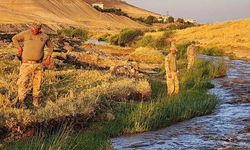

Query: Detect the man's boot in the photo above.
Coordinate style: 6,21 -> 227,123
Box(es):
19,99 -> 27,109
33,96 -> 40,107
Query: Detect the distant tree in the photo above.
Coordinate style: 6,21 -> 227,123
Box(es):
137,17 -> 145,23
176,18 -> 185,23
167,16 -> 175,23
93,6 -> 103,12
145,15 -> 156,25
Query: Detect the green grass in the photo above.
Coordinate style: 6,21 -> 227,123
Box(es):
197,46 -> 225,56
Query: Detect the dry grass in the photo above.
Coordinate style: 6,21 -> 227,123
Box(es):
128,47 -> 165,64
98,45 -> 135,56
0,49 -> 152,126
144,32 -> 165,40
174,19 -> 250,48
142,19 -> 250,60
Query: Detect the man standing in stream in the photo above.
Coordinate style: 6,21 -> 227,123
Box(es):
12,20 -> 53,109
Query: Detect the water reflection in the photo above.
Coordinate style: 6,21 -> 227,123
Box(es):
87,39 -> 109,45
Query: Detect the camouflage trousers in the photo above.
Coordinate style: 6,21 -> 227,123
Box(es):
17,63 -> 44,101
187,57 -> 195,71
166,71 -> 179,95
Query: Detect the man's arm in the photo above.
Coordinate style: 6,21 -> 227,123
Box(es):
12,32 -> 25,56
187,46 -> 190,59
165,56 -> 172,78
12,32 -> 25,48
44,38 -> 54,65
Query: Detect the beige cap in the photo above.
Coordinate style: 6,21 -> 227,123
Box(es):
31,21 -> 42,30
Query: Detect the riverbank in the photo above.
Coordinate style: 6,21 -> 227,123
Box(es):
0,43 -> 227,150
112,55 -> 250,149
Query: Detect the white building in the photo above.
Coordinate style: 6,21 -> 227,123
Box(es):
92,2 -> 104,9
157,15 -> 170,22
184,19 -> 196,24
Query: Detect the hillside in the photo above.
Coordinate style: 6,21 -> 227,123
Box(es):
84,0 -> 160,18
144,19 -> 250,60
173,19 -> 250,60
0,0 -> 152,33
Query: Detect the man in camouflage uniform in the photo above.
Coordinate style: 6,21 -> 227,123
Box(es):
12,21 -> 53,109
165,46 -> 179,95
187,41 -> 196,71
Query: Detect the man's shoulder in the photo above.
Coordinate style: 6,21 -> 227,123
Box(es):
18,30 -> 30,35
12,30 -> 30,39
40,32 -> 49,38
165,54 -> 170,60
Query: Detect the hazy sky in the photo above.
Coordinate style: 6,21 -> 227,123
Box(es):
124,0 -> 250,23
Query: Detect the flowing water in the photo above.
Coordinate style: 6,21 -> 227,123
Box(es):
87,39 -> 109,45
111,55 -> 250,150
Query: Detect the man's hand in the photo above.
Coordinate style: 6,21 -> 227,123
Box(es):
168,74 -> 172,78
44,56 -> 51,66
18,47 -> 23,56
177,72 -> 180,76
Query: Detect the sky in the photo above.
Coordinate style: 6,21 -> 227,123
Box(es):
124,0 -> 250,23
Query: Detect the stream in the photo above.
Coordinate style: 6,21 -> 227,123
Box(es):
111,55 -> 250,150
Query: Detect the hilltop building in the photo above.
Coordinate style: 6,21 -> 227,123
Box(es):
184,19 -> 196,24
158,15 -> 196,24
157,15 -> 170,22
92,2 -> 104,9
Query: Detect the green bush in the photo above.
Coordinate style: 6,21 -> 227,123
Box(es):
57,28 -> 88,41
158,23 -> 195,32
162,30 -> 174,38
136,35 -> 168,50
142,28 -> 157,33
201,47 -> 224,56
228,53 -> 238,60
116,29 -> 144,47
145,15 -> 156,25
136,35 -> 154,47
108,34 -> 119,45
153,37 -> 166,49
98,33 -> 111,41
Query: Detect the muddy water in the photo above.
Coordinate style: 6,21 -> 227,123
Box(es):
111,55 -> 250,150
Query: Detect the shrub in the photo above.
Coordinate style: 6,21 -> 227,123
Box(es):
228,53 -> 238,60
153,37 -> 166,49
98,33 -> 111,41
136,35 -> 154,48
201,47 -> 224,56
145,15 -> 156,25
162,30 -> 174,38
109,34 -> 119,45
142,28 -> 156,33
118,29 -> 144,47
158,23 -> 195,31
57,28 -> 88,41
167,16 -> 174,23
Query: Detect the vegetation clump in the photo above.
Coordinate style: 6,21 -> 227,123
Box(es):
57,28 -> 88,41
109,28 -> 144,47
